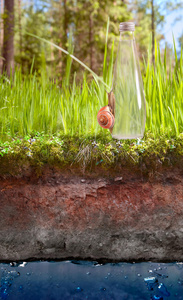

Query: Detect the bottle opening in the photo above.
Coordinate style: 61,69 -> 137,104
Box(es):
119,22 -> 135,32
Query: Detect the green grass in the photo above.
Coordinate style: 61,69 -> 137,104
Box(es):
144,40 -> 183,137
0,33 -> 182,140
0,69 -> 107,138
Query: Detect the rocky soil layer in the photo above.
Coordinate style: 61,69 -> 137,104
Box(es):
0,167 -> 183,262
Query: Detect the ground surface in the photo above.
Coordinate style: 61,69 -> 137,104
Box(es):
0,166 -> 183,261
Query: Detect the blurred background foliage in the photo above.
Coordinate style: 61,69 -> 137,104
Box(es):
0,0 -> 183,81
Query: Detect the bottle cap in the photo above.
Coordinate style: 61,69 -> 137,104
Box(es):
119,22 -> 135,32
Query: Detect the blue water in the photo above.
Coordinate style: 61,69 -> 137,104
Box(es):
0,260 -> 183,300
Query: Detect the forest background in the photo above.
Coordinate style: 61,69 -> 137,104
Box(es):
1,0 -> 183,80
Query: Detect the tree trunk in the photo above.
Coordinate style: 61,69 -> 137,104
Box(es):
2,0 -> 14,76
58,0 -> 62,80
151,0 -> 155,67
18,0 -> 22,56
63,0 -> 67,69
63,0 -> 67,47
0,0 -> 4,72
89,14 -> 94,71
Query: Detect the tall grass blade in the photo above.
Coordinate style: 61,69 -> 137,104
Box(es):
26,32 -> 110,92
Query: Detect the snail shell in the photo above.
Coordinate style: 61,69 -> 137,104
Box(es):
97,105 -> 114,129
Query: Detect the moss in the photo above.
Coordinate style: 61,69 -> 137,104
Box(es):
0,132 -> 183,177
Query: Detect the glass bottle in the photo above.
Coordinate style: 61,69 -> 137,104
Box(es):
100,22 -> 146,140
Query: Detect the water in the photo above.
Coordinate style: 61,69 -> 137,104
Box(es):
0,261 -> 183,299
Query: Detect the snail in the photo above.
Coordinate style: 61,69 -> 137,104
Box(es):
97,91 -> 115,133
97,106 -> 114,129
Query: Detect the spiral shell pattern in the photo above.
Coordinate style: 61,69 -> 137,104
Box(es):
97,106 -> 115,129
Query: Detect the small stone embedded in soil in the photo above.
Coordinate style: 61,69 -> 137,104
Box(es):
81,179 -> 86,183
114,177 -> 123,182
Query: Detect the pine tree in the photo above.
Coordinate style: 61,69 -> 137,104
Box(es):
0,0 -> 4,72
2,0 -> 15,76
15,3 -> 51,74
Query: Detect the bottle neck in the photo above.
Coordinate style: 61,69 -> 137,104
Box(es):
120,31 -> 134,41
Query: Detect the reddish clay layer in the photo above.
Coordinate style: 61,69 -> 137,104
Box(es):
0,168 -> 183,261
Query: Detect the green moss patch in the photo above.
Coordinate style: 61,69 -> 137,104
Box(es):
0,132 -> 183,177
